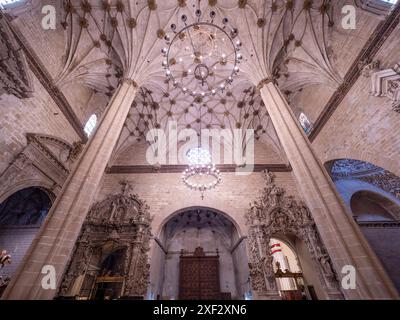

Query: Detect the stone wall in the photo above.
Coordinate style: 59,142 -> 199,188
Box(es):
0,226 -> 40,278
311,23 -> 400,177
97,171 -> 302,235
0,73 -> 80,175
360,226 -> 400,292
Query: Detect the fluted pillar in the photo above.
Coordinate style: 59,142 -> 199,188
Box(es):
2,79 -> 138,300
259,81 -> 398,299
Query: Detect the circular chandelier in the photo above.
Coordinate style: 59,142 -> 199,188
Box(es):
182,147 -> 221,199
162,9 -> 242,98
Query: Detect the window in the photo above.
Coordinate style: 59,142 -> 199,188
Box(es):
0,0 -> 23,7
84,114 -> 97,137
381,0 -> 398,4
299,112 -> 312,134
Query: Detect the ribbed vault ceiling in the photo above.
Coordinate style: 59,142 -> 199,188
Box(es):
55,0 -> 351,160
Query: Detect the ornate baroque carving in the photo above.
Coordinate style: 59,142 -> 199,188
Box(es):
245,170 -> 343,299
0,11 -> 33,99
59,181 -> 153,299
331,159 -> 400,199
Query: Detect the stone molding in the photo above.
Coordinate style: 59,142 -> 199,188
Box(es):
106,164 -> 292,174
370,63 -> 400,113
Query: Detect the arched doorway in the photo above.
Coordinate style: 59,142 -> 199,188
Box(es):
0,187 -> 52,296
325,159 -> 400,293
269,237 -> 325,300
350,191 -> 400,292
149,207 -> 250,300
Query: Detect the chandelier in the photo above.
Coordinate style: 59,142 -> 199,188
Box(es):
182,147 -> 221,199
162,8 -> 242,98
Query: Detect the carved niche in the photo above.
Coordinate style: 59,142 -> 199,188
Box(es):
245,170 -> 343,299
58,180 -> 153,299
370,63 -> 400,113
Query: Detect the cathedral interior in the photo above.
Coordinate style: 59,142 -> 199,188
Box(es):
0,0 -> 399,300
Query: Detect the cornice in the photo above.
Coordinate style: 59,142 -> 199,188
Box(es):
105,164 -> 292,174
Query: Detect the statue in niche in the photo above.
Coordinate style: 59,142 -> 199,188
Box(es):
315,246 -> 335,278
263,253 -> 276,287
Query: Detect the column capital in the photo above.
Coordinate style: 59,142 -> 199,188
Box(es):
121,78 -> 138,88
256,77 -> 276,90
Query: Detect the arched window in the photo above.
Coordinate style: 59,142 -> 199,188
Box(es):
84,114 -> 97,137
299,112 -> 312,134
0,0 -> 23,7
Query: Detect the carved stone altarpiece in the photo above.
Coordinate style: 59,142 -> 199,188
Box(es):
58,180 -> 152,299
245,170 -> 343,300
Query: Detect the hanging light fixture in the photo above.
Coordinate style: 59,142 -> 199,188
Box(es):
182,147 -> 222,200
162,6 -> 242,98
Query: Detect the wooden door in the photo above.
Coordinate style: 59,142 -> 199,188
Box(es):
179,247 -> 220,300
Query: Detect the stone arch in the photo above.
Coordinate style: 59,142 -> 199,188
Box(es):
326,159 -> 400,294
156,206 -> 243,239
324,158 -> 400,203
0,180 -> 57,205
332,179 -> 400,212
347,190 -> 400,293
0,187 -> 53,288
149,206 -> 249,300
323,151 -> 400,178
350,190 -> 400,221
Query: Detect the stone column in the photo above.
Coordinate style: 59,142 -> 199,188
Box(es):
259,81 -> 398,299
2,79 -> 138,300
